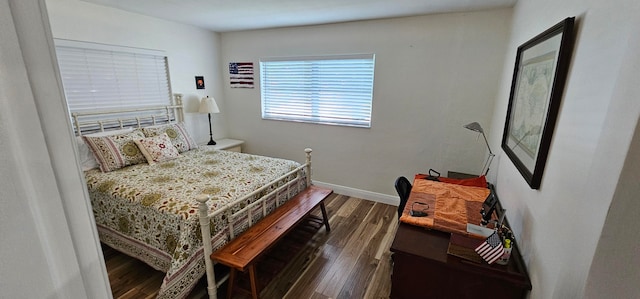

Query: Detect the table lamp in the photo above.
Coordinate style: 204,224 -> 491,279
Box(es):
464,122 -> 495,176
199,96 -> 220,145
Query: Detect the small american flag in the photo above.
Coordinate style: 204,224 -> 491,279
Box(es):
229,62 -> 254,88
475,231 -> 504,264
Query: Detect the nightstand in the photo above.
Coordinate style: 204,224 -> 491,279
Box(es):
208,138 -> 244,152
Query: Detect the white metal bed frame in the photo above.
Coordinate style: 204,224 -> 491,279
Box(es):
73,93 -> 314,299
72,94 -> 185,136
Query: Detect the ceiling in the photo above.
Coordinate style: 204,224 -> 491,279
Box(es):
80,0 -> 516,32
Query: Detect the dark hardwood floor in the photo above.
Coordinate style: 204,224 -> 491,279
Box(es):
103,193 -> 398,299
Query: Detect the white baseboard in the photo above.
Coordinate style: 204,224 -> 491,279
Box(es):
313,181 -> 399,207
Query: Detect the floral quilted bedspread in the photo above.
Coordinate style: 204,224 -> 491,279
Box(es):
85,147 -> 305,298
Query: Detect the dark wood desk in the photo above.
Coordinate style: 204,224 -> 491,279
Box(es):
390,223 -> 532,299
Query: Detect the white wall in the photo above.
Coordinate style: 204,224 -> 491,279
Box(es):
45,0 -> 227,144
220,9 -> 513,198
489,0 -> 640,298
585,118 -> 640,298
1,0 -> 110,298
582,14 -> 640,299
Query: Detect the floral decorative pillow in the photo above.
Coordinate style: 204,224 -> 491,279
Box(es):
77,128 -> 135,171
83,129 -> 147,172
134,133 -> 181,165
142,122 -> 197,153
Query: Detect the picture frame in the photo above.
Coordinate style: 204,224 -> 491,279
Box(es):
195,76 -> 205,89
501,17 -> 575,189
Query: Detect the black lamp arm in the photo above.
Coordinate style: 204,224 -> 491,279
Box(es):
480,131 -> 494,176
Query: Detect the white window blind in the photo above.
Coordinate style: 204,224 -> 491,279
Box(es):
260,54 -> 375,128
54,39 -> 172,130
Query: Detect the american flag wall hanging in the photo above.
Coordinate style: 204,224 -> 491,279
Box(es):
229,62 -> 254,88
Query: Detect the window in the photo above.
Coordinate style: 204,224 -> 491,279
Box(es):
54,39 -> 173,131
260,54 -> 375,128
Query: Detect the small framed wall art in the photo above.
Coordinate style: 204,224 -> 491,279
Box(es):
195,76 -> 205,89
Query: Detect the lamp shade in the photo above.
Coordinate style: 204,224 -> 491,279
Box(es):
463,122 -> 484,133
199,96 -> 220,114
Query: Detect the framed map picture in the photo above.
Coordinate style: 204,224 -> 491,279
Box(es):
501,17 -> 575,189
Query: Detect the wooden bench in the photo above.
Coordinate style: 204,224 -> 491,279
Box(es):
210,185 -> 333,299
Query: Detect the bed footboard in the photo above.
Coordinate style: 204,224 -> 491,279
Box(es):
196,148 -> 313,299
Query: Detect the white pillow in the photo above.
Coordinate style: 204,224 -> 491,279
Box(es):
76,128 -> 135,171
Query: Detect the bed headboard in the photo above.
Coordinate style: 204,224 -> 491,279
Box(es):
72,93 -> 185,136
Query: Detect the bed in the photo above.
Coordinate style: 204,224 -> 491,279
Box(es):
74,94 -> 313,299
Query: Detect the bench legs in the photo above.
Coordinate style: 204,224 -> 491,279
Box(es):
320,202 -> 331,232
249,265 -> 259,299
226,265 -> 259,299
226,269 -> 236,299
225,201 -> 331,299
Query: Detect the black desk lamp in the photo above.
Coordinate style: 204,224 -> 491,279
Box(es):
464,122 -> 495,176
199,96 -> 220,145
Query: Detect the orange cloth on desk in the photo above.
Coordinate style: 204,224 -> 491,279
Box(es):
414,173 -> 487,187
399,177 -> 491,237
400,192 -> 436,228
